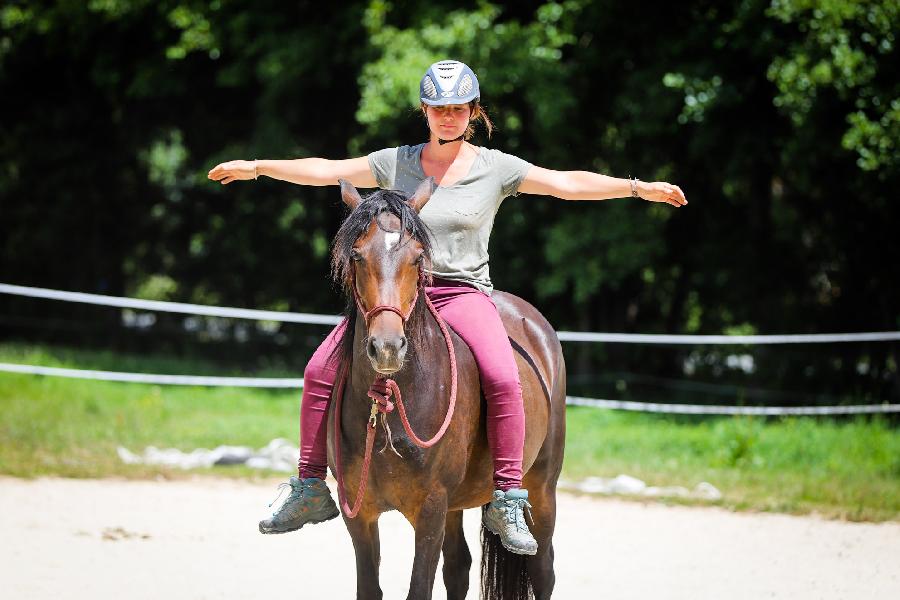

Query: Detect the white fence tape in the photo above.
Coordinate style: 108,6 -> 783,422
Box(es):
3,283 -> 899,344
566,396 -> 900,415
0,283 -> 343,326
3,283 -> 898,413
555,331 -> 900,344
2,362 -> 896,415
0,363 -> 304,388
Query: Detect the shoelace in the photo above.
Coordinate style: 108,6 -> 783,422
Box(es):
267,481 -> 306,511
504,498 -> 533,532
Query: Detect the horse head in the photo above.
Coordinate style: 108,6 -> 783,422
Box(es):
332,178 -> 434,374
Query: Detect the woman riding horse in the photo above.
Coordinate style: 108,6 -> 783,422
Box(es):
208,60 -> 687,556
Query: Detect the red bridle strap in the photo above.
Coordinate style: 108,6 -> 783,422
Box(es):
351,264 -> 423,326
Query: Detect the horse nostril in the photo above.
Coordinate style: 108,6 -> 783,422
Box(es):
399,336 -> 407,351
367,338 -> 378,360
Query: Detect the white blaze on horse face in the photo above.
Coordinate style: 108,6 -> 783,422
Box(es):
384,232 -> 401,250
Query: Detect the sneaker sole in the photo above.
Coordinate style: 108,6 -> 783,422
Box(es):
482,519 -> 538,556
259,507 -> 340,535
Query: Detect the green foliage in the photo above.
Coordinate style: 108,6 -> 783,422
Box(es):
767,0 -> 899,170
663,73 -> 725,125
353,1 -> 582,151
538,203 -> 669,302
0,0 -> 897,404
131,274 -> 179,301
166,3 -> 216,60
142,128 -> 190,193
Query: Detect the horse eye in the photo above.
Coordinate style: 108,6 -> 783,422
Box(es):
350,249 -> 362,262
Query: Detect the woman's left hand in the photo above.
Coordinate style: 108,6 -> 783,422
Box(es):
637,181 -> 688,207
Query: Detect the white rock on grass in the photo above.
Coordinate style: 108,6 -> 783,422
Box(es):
559,475 -> 722,501
570,476 -> 615,494
117,438 -> 298,472
561,474 -> 648,495
607,474 -> 647,495
694,481 -> 723,500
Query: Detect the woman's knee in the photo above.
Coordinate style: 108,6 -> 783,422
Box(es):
480,369 -> 522,400
303,354 -> 339,388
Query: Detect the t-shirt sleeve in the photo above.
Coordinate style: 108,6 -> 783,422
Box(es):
496,150 -> 534,198
367,147 -> 399,189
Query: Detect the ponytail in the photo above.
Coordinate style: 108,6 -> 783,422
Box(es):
465,101 -> 493,140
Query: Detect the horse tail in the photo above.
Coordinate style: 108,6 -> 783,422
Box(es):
479,510 -> 534,600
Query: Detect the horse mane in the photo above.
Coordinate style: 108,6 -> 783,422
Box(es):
329,188 -> 435,370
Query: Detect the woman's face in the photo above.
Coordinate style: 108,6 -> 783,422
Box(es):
424,103 -> 471,141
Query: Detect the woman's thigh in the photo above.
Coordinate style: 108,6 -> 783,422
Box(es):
304,319 -> 347,380
428,289 -> 518,381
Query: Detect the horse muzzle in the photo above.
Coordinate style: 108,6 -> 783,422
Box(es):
366,334 -> 408,374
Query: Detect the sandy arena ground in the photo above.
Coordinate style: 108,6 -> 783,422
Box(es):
1,476 -> 897,599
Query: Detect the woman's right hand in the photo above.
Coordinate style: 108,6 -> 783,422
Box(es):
207,160 -> 257,185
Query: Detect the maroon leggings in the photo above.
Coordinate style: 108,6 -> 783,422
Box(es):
298,281 -> 525,490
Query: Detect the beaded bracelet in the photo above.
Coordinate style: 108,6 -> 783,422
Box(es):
629,176 -> 639,198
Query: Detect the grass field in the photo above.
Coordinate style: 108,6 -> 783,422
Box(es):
1,343 -> 898,521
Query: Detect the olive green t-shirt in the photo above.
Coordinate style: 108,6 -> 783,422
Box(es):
367,143 -> 532,294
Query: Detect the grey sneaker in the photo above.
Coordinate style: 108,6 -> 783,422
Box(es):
258,476 -> 340,534
482,488 -> 538,555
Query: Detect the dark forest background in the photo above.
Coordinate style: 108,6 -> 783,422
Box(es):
1,1 -> 897,405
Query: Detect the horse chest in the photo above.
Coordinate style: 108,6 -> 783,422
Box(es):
376,430 -> 427,469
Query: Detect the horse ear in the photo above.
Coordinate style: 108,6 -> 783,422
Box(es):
408,177 -> 434,213
339,179 -> 363,210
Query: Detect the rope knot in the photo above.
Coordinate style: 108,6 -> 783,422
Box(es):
367,376 -> 395,414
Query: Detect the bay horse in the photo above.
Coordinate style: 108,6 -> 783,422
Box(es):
326,179 -> 566,600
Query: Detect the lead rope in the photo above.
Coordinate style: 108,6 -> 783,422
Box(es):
333,288 -> 459,519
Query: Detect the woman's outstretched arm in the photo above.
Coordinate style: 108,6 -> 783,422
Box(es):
207,157 -> 377,188
519,166 -> 687,207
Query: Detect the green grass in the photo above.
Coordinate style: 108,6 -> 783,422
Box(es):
1,342 -> 898,521
0,343 -> 299,480
564,407 -> 900,521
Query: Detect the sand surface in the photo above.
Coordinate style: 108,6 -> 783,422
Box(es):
1,476 -> 897,599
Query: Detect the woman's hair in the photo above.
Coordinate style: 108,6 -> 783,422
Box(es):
465,101 -> 494,140
421,100 -> 494,140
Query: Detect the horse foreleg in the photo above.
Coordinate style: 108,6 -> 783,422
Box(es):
345,512 -> 383,600
441,509 -> 471,600
523,483 -> 558,600
406,491 -> 448,600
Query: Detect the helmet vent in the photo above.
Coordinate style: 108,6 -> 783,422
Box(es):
422,76 -> 437,99
457,74 -> 473,97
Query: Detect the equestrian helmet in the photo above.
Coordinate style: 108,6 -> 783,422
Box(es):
419,60 -> 480,106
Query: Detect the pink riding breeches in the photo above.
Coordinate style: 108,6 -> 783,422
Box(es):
297,280 -> 525,491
